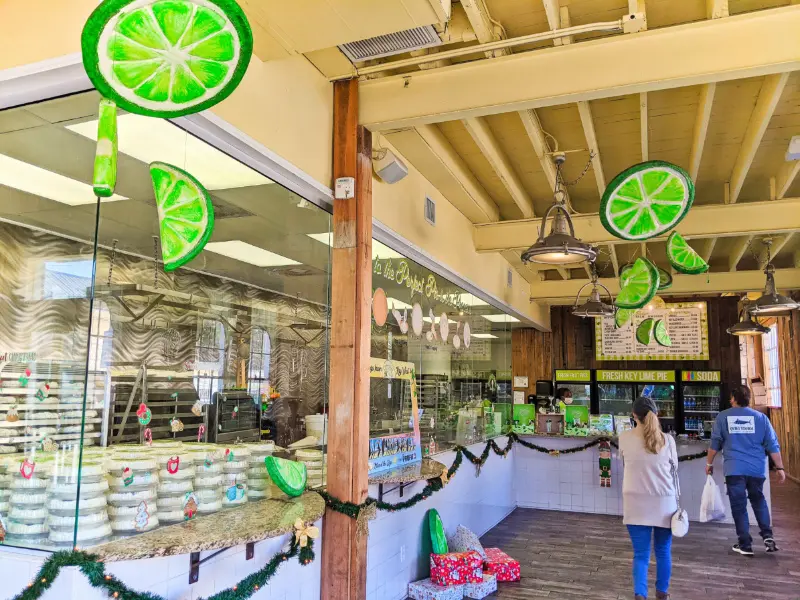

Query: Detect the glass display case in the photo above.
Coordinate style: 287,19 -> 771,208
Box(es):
369,243 -> 516,460
596,371 -> 677,431
680,371 -> 722,436
553,370 -> 593,409
636,383 -> 677,432
597,383 -> 635,416
0,91 -> 331,550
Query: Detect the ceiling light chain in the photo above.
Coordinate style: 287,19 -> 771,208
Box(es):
558,150 -> 596,188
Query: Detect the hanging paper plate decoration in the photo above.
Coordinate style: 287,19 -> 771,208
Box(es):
411,303 -> 423,336
427,509 -> 449,554
81,0 -> 253,119
372,288 -> 388,326
439,313 -> 449,343
93,98 -> 118,197
151,162 -> 215,271
615,257 -> 659,310
600,161 -> 693,241
463,322 -> 471,348
667,232 -> 709,274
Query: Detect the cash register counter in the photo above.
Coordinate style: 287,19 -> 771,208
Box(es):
514,434 -> 770,524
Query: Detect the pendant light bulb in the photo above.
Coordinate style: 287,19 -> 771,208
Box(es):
572,263 -> 614,318
750,260 -> 799,315
727,300 -> 769,336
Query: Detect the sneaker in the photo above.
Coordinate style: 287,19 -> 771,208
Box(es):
732,544 -> 754,556
764,538 -> 780,553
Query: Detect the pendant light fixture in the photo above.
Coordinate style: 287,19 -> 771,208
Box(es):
749,240 -> 799,315
521,154 -> 597,265
727,298 -> 769,336
572,261 -> 615,318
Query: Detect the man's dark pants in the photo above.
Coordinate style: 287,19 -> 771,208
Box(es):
725,475 -> 773,549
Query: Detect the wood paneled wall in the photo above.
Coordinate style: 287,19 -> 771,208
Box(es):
512,297 -> 743,403
774,306 -> 800,481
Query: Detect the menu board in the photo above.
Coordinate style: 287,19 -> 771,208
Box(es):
595,301 -> 709,361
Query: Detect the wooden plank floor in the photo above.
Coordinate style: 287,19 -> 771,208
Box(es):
479,474 -> 800,600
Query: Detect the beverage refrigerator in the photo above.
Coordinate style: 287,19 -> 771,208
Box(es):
679,370 -> 723,436
596,370 -> 677,431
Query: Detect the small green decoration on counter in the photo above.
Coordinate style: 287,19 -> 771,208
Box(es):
265,456 -> 307,497
93,98 -> 118,197
599,440 -> 612,487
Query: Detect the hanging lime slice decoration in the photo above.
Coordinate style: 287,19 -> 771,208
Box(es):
93,98 -> 118,197
621,263 -> 673,291
615,308 -> 637,328
667,232 -> 709,275
654,320 -> 672,347
636,318 -> 655,345
265,456 -> 307,498
600,161 -> 693,240
428,509 -> 449,554
81,0 -> 253,118
151,162 -> 214,271
615,257 -> 659,309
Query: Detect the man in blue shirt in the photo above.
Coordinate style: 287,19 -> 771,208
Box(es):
706,385 -> 786,556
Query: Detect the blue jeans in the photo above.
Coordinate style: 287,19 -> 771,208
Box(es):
725,475 -> 773,549
627,525 -> 672,597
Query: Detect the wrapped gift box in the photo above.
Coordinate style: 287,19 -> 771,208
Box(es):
408,578 -> 465,600
430,551 -> 484,586
484,547 -> 521,582
464,573 -> 497,599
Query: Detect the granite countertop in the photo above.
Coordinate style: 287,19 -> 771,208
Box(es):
368,458 -> 447,485
91,492 -> 324,562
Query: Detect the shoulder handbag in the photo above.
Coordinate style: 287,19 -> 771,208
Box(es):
670,458 -> 689,537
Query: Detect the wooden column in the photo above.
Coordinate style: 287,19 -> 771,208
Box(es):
321,78 -> 372,600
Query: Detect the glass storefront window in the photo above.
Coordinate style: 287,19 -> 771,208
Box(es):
0,91 -> 331,549
368,242 -> 516,463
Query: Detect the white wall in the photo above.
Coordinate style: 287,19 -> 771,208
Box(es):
366,436 -> 515,600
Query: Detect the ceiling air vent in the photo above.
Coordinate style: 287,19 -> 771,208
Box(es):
339,25 -> 442,63
424,196 -> 436,226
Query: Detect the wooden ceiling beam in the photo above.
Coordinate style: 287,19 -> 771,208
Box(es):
531,268 -> 800,303
640,92 -> 649,161
758,233 -> 796,268
416,124 -> 501,221
463,118 -> 536,217
702,238 -> 718,263
689,83 -> 716,181
577,100 -> 606,198
474,197 -> 800,250
775,160 -> 800,199
728,73 -> 790,204
556,266 -> 571,280
359,7 -> 800,131
729,235 -> 754,271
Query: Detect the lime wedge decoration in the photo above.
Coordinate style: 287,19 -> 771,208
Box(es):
150,162 -> 214,271
264,456 -> 307,498
636,318 -> 655,345
667,232 -> 709,274
615,257 -> 659,309
93,98 -> 118,197
654,319 -> 672,347
81,0 -> 253,118
428,509 -> 449,554
621,263 -> 673,291
615,308 -> 637,328
600,161 -> 694,241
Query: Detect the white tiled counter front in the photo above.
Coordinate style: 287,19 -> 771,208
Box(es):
514,435 -> 770,526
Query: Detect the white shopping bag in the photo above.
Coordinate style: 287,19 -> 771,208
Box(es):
699,475 -> 726,522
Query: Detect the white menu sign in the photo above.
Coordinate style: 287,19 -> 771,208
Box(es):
595,301 -> 709,361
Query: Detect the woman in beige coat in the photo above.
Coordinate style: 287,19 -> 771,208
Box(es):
618,396 -> 678,600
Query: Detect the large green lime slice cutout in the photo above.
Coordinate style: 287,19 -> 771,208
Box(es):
615,308 -> 637,328
667,232 -> 709,274
150,161 -> 214,271
636,318 -> 655,345
600,161 -> 694,241
265,456 -> 307,498
428,509 -> 449,554
615,258 -> 659,309
654,320 -> 672,347
621,264 -> 672,291
82,0 -> 253,118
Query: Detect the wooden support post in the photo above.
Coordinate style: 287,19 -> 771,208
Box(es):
321,78 -> 372,600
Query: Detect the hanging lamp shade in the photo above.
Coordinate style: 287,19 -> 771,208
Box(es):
571,267 -> 614,318
750,264 -> 800,315
727,306 -> 769,336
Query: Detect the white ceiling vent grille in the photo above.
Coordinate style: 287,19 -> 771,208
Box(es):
339,25 -> 442,63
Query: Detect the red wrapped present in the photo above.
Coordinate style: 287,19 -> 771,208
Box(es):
484,547 -> 520,582
430,551 -> 484,586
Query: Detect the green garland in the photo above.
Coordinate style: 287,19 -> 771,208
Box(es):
320,433 -> 708,519
10,538 -> 314,600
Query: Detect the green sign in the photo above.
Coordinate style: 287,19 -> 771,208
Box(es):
555,370 -> 591,382
596,370 -> 675,383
